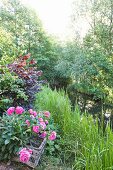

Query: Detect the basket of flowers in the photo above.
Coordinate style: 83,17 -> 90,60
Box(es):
0,107 -> 56,168
18,138 -> 47,168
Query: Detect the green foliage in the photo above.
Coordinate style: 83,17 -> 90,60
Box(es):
36,39 -> 60,85
0,27 -> 14,57
36,86 -> 113,169
52,0 -> 113,106
0,0 -> 60,86
45,120 -> 61,156
0,107 -> 57,161
0,112 -> 31,160
0,56 -> 27,113
35,86 -> 72,133
0,0 -> 43,54
61,112 -> 113,170
54,37 -> 113,105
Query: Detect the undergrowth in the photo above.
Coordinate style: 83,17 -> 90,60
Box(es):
35,86 -> 113,170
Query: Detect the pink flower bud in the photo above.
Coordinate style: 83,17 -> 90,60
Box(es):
48,131 -> 56,141
45,120 -> 48,125
28,109 -> 34,115
40,122 -> 46,130
38,118 -> 44,122
25,120 -> 30,127
33,111 -> 37,117
44,111 -> 50,118
39,131 -> 47,138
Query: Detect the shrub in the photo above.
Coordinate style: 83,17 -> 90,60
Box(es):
7,53 -> 43,109
0,106 -> 56,161
0,53 -> 43,113
0,57 -> 27,113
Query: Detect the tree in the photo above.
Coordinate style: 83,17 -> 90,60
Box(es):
0,0 -> 59,85
71,0 -> 113,54
0,0 -> 44,55
0,27 -> 14,57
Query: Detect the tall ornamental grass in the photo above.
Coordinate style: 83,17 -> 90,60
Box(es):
35,86 -> 113,169
35,86 -> 72,134
66,113 -> 113,170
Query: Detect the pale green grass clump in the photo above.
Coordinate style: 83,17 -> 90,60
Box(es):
35,86 -> 113,170
35,86 -> 72,133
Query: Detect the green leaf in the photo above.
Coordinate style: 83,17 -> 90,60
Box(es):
8,133 -> 12,136
11,136 -> 20,141
55,144 -> 60,149
1,145 -> 5,152
14,146 -> 19,153
4,153 -> 8,159
5,139 -> 10,145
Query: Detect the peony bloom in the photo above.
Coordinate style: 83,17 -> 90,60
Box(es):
33,111 -> 37,117
48,131 -> 56,141
15,106 -> 24,114
39,131 -> 47,138
25,120 -> 30,127
44,111 -> 50,118
7,107 -> 15,116
19,148 -> 32,155
38,118 -> 44,122
19,148 -> 27,155
33,125 -> 40,133
19,147 -> 32,163
19,150 -> 31,163
40,122 -> 46,130
28,109 -> 34,115
45,120 -> 48,125
27,149 -> 33,154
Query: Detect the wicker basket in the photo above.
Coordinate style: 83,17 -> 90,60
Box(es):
26,138 -> 46,168
13,138 -> 46,169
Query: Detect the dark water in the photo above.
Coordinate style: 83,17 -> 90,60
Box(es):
68,92 -> 113,129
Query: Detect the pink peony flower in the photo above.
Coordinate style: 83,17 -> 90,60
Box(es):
28,109 -> 34,115
19,148 -> 32,155
33,125 -> 40,133
19,148 -> 27,155
28,149 -> 33,154
33,111 -> 37,117
45,120 -> 48,125
39,131 -> 47,138
44,111 -> 50,118
25,120 -> 30,127
38,118 -> 44,122
7,107 -> 15,116
15,106 -> 24,114
48,131 -> 56,141
19,151 -> 31,163
40,122 -> 46,130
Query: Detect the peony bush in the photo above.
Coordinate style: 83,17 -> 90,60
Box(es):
0,106 -> 57,161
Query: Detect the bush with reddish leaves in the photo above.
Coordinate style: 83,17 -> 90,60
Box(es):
7,53 -> 44,109
0,54 -> 43,112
